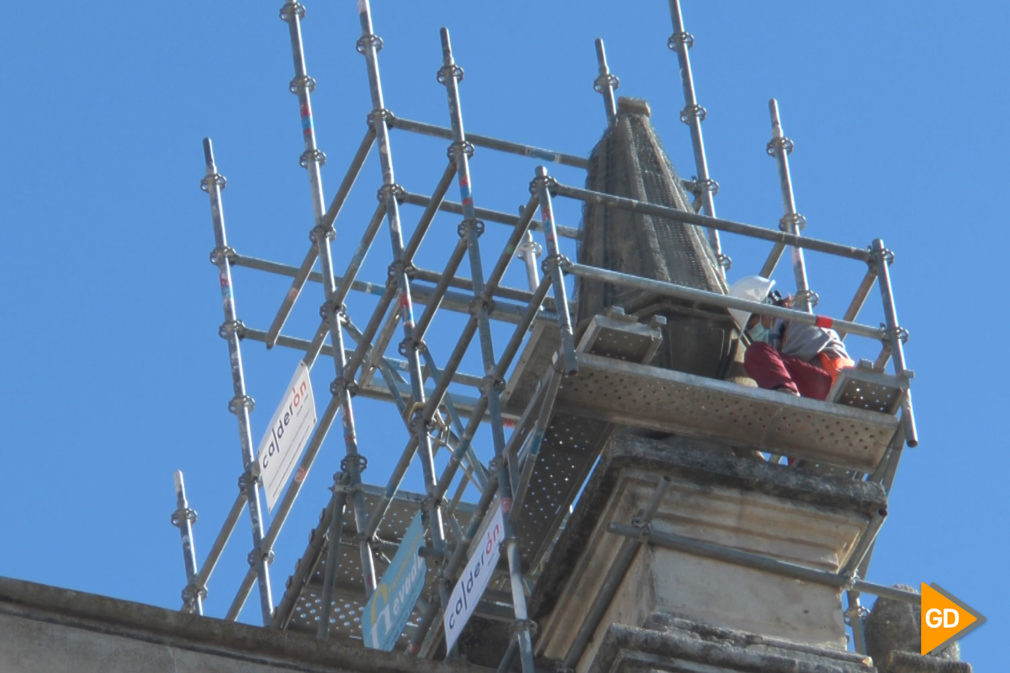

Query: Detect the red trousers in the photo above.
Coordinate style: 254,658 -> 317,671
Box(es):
744,342 -> 832,400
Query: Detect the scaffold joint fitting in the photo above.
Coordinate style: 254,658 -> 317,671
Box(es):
457,218 -> 485,238
796,289 -> 820,308
340,454 -> 367,474
278,1 -> 305,22
181,583 -> 208,605
529,173 -> 558,195
171,507 -> 198,528
366,107 -> 393,129
209,245 -> 237,266
199,172 -> 227,192
228,394 -> 255,416
879,324 -> 910,344
541,254 -> 572,274
218,319 -> 247,340
717,253 -> 732,271
289,75 -> 317,95
376,182 -> 405,204
766,135 -> 795,156
668,31 -> 695,50
593,72 -> 620,93
447,140 -> 475,162
330,377 -> 359,398
356,33 -> 383,54
480,374 -> 506,395
436,63 -> 464,84
510,619 -> 538,638
869,245 -> 895,266
680,104 -> 707,124
299,148 -> 326,169
779,212 -> 807,232
247,548 -> 275,567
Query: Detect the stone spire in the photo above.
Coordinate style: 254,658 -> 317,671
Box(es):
577,97 -> 737,379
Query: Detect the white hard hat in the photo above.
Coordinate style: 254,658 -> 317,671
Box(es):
728,276 -> 775,330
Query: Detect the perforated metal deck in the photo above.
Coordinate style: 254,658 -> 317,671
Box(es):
275,486 -> 473,646
510,311 -> 664,568
555,353 -> 899,472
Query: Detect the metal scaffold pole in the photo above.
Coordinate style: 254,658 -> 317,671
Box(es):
355,0 -> 450,595
763,98 -> 814,311
593,38 -> 618,126
171,470 -> 204,615
200,137 -> 275,625
870,239 -> 918,447
667,0 -> 728,271
439,27 -> 537,672
279,0 -> 378,612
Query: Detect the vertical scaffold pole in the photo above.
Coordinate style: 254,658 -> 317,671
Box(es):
533,166 -> 579,375
280,0 -> 377,598
593,38 -> 618,126
356,0 -> 448,566
200,137 -> 274,625
869,239 -> 918,447
667,0 -> 728,272
766,99 -> 814,311
171,470 -> 204,615
439,28 -> 536,673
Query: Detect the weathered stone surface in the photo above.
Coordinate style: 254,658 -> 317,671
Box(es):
577,96 -> 738,379
587,616 -> 874,673
865,587 -> 969,673
0,577 -> 487,673
531,433 -> 887,671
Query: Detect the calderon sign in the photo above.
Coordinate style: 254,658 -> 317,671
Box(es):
443,503 -> 504,653
256,362 -> 317,510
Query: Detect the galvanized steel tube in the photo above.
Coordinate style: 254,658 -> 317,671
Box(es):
201,137 -> 274,624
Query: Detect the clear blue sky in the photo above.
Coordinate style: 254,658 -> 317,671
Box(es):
1,1 -> 1005,668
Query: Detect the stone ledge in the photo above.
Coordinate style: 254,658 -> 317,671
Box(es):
0,576 -> 484,673
588,617 -> 873,673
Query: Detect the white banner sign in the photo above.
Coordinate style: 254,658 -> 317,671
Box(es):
444,502 -> 505,653
256,362 -> 316,510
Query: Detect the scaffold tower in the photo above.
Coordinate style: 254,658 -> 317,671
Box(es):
174,2 -> 922,672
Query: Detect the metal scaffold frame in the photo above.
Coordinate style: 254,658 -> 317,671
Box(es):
176,0 -> 920,667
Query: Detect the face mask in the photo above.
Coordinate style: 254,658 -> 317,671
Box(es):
748,323 -> 772,343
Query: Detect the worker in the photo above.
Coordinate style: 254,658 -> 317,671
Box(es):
729,276 -> 853,400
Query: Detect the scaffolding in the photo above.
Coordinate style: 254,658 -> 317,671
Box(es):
174,1 -> 920,670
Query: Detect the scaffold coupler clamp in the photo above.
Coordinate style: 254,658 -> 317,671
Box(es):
219,319 -> 247,342
447,140 -> 475,162
541,253 -> 572,274
366,107 -> 394,130
457,217 -> 484,239
766,134 -> 795,156
668,30 -> 695,50
171,505 -> 197,529
779,212 -> 806,232
200,171 -> 227,193
529,172 -> 558,195
330,376 -> 359,398
356,33 -> 384,54
878,323 -> 910,345
209,245 -> 237,266
437,63 -> 464,84
278,1 -> 305,22
181,583 -> 207,609
593,72 -> 620,93
511,619 -> 538,639
869,244 -> 895,267
227,392 -> 255,415
248,547 -> 275,568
